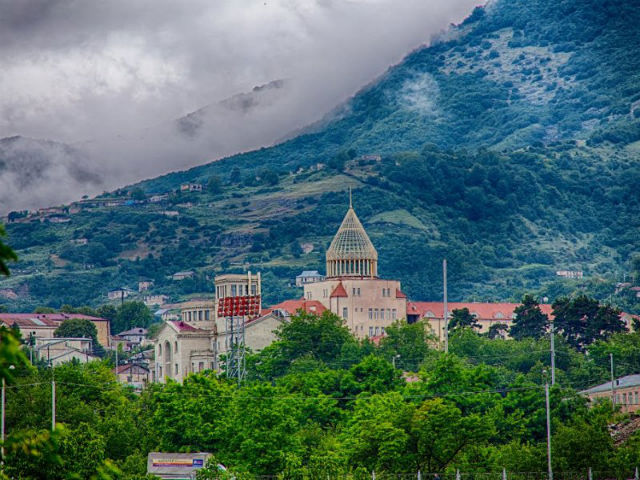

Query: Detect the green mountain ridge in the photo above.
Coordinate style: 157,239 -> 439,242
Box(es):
2,0 -> 640,313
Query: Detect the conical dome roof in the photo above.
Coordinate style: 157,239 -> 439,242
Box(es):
326,207 -> 378,262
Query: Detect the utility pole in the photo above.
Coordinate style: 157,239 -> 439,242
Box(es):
443,259 -> 448,353
550,321 -> 556,386
1,377 -> 5,462
51,370 -> 56,432
545,382 -> 553,480
610,353 -> 616,405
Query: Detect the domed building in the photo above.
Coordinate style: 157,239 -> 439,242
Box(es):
303,198 -> 407,338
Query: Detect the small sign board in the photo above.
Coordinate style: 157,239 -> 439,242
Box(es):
147,452 -> 211,479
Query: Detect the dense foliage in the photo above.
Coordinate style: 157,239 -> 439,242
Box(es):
3,311 -> 640,479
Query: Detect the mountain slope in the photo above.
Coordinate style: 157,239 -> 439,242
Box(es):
1,0 -> 639,312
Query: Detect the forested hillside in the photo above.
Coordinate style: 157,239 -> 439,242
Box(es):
2,0 -> 640,312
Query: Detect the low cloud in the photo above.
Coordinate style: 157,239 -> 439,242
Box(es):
0,0 -> 483,213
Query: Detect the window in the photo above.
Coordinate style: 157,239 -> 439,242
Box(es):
369,327 -> 374,337
357,288 -> 361,296
231,284 -> 237,297
159,366 -> 162,377
251,284 -> 257,295
158,345 -> 162,357
623,393 -> 627,405
375,327 -> 380,336
205,310 -> 210,321
174,341 -> 178,353
199,361 -> 204,372
382,288 -> 386,297
174,363 -> 178,375
635,392 -> 639,404
199,311 -> 203,321
353,288 -> 356,296
374,309 -> 379,320
343,307 -> 348,319
368,308 -> 373,320
392,309 -> 397,320
387,288 -> 391,297
381,327 -> 385,334
323,289 -> 327,298
381,309 -> 385,320
306,291 -> 312,300
387,308 -> 391,320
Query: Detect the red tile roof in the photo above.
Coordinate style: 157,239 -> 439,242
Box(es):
0,316 -> 59,328
0,313 -> 108,323
396,289 -> 407,299
262,299 -> 327,316
406,302 -> 554,321
169,321 -> 203,332
330,282 -> 348,298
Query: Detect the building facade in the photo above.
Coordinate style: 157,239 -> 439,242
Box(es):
154,321 -> 216,383
406,301 -> 554,340
180,300 -> 216,330
303,201 -> 407,339
581,374 -> 640,414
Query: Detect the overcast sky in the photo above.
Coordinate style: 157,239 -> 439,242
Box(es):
0,0 -> 482,212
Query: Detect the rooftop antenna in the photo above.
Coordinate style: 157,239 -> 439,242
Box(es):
349,187 -> 353,208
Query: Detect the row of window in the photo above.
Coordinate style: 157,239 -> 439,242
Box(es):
158,360 -> 215,379
616,391 -> 640,405
368,308 -> 397,321
182,309 -> 212,322
310,287 -> 393,300
216,283 -> 258,299
157,341 -> 179,357
368,326 -> 385,337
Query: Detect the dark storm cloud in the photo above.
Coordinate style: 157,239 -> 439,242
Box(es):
0,0 -> 483,212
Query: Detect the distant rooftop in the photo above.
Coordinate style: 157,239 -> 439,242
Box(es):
581,374 -> 640,395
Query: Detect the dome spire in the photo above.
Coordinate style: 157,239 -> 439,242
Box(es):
326,191 -> 378,278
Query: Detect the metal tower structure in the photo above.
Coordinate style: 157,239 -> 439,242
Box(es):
225,315 -> 246,384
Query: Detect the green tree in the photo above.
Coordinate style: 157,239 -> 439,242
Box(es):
54,318 -> 104,356
553,296 -> 626,351
378,320 -> 432,371
510,295 -> 549,340
207,175 -> 223,194
449,308 -> 480,331
130,188 -> 146,201
341,392 -> 414,473
411,398 -> 490,472
251,311 -> 355,378
96,304 -> 118,323
114,301 -> 153,334
0,224 -> 17,276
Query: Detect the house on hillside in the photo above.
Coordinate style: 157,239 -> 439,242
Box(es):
114,363 -> 150,389
0,313 -> 110,347
180,183 -> 203,192
172,271 -> 194,281
34,337 -> 98,366
295,270 -> 324,287
138,280 -> 153,292
144,294 -> 169,307
108,287 -> 134,300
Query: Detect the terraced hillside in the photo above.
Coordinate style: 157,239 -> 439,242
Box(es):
1,0 -> 640,312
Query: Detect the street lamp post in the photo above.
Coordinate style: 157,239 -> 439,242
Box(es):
392,354 -> 401,369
